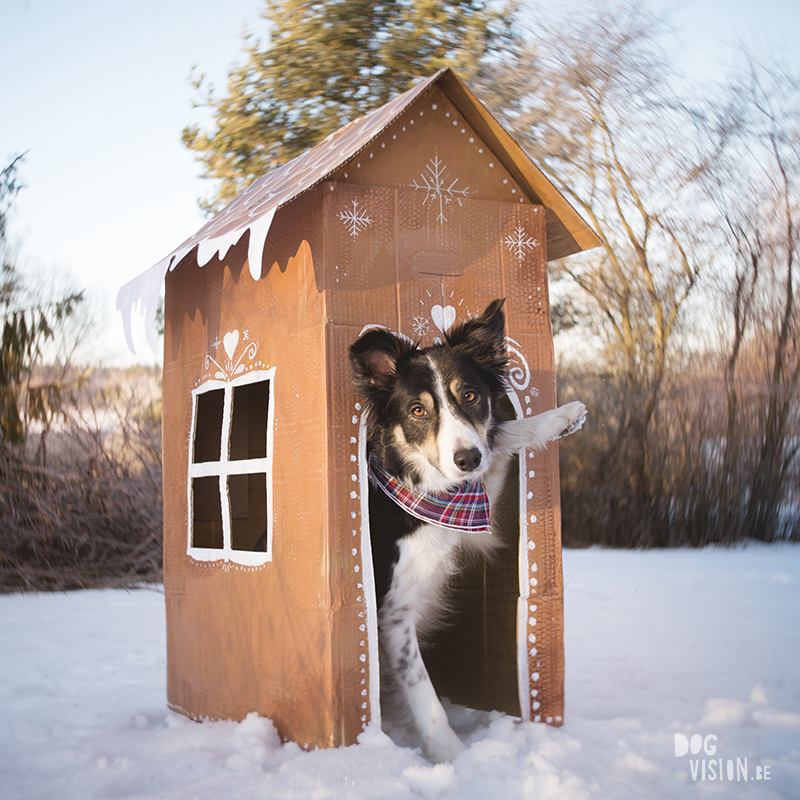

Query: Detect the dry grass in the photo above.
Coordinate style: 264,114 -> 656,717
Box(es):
557,360 -> 800,548
0,367 -> 162,592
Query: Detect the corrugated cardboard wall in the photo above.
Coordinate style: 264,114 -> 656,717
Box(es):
162,149 -> 565,747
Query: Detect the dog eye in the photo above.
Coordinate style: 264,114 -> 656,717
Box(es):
411,404 -> 427,418
463,390 -> 477,403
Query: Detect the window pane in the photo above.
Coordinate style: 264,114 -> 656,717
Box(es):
230,380 -> 269,461
192,476 -> 223,549
193,389 -> 224,463
229,473 -> 267,551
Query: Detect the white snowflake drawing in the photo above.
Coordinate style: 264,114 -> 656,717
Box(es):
505,225 -> 540,262
338,198 -> 373,238
409,150 -> 473,227
412,314 -> 431,338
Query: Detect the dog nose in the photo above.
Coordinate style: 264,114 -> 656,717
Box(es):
454,447 -> 482,472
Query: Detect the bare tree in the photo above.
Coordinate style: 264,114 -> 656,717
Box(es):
707,56 -> 800,541
494,2 -> 711,539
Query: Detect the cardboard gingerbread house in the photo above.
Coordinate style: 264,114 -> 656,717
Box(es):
117,68 -> 599,749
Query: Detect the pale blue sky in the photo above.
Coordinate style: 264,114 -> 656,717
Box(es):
2,0 -> 798,362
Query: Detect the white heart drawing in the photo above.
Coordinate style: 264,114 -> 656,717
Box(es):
222,330 -> 240,360
431,304 -> 456,332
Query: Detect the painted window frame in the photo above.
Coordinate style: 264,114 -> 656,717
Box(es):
187,367 -> 275,565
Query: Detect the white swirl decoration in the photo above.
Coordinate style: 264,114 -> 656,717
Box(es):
505,337 -> 530,392
233,342 -> 259,376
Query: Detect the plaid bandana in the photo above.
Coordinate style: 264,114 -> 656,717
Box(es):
369,454 -> 491,534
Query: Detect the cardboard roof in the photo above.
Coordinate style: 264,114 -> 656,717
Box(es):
117,69 -> 599,353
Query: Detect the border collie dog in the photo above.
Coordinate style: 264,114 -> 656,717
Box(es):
349,299 -> 585,762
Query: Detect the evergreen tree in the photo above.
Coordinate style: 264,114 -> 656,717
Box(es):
183,0 -> 520,214
1,156 -> 83,448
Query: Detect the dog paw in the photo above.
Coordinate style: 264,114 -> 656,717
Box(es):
423,732 -> 466,763
556,401 -> 586,438
494,402 -> 587,454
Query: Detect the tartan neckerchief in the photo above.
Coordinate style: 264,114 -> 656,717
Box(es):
369,454 -> 491,534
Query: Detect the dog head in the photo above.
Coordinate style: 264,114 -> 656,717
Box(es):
350,299 -> 509,492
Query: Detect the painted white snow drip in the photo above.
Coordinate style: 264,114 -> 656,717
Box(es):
115,206 -> 277,355
195,229 -> 241,270
245,208 -> 277,281
1,545 -> 799,798
116,258 -> 170,354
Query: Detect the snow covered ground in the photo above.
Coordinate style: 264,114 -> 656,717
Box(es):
2,545 -> 799,799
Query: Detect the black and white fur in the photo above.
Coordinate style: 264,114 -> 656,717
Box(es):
350,299 -> 585,762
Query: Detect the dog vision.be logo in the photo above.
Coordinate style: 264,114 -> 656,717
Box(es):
675,734 -> 772,782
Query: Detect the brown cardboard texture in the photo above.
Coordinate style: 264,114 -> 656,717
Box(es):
128,69 -> 600,750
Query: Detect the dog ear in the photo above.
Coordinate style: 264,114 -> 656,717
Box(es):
446,298 -> 508,373
349,329 -> 413,391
